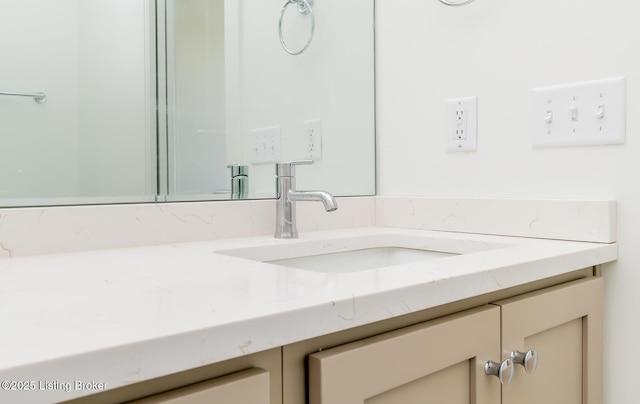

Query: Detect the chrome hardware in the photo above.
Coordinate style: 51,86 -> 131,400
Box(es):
292,0 -> 313,14
274,160 -> 337,239
279,0 -> 315,55
276,159 -> 313,177
0,91 -> 47,104
510,349 -> 539,374
484,358 -> 515,385
228,164 -> 249,200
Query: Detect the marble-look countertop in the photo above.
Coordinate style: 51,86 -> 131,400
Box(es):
0,226 -> 617,403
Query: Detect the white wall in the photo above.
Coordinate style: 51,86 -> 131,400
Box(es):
376,0 -> 639,401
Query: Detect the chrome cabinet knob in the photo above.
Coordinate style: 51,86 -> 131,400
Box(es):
510,349 -> 539,374
484,358 -> 515,385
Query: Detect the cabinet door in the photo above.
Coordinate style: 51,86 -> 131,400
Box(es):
496,277 -> 603,404
128,367 -> 269,404
308,305 -> 501,404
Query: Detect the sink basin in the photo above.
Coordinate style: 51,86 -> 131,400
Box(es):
268,247 -> 456,273
216,233 -> 507,274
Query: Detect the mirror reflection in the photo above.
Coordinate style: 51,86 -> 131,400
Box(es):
0,0 -> 157,206
0,0 -> 375,207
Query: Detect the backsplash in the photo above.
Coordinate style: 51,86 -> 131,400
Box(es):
0,197 -> 615,258
0,197 -> 376,258
375,197 -> 616,243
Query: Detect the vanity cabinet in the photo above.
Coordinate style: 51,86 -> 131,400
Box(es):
306,277 -> 602,404
66,272 -> 601,404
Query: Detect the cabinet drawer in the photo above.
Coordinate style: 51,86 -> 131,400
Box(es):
129,367 -> 269,404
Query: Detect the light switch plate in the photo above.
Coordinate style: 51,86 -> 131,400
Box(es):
445,96 -> 477,152
251,126 -> 281,163
531,77 -> 626,148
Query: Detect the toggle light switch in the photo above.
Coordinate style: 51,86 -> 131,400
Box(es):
544,110 -> 553,124
596,105 -> 605,119
570,106 -> 579,122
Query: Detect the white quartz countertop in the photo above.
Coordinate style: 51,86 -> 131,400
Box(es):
0,226 -> 617,403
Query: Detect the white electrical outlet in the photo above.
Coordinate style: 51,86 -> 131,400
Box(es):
445,96 -> 477,152
250,126 -> 281,163
531,77 -> 626,148
304,119 -> 322,160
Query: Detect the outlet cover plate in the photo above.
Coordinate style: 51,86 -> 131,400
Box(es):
531,77 -> 626,148
304,119 -> 322,160
445,96 -> 477,152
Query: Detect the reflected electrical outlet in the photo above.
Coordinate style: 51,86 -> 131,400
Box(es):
305,119 -> 322,160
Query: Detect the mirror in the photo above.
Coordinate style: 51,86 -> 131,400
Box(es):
0,0 -> 375,207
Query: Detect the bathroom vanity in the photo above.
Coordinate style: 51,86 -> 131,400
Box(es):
0,197 -> 617,404
59,272 -> 602,404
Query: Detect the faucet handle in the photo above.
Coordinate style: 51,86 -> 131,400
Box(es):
275,160 -> 314,176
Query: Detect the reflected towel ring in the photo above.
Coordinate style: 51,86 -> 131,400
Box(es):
439,0 -> 475,6
279,0 -> 315,55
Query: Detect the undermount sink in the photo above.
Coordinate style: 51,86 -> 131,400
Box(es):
267,247 -> 456,273
216,233 -> 508,274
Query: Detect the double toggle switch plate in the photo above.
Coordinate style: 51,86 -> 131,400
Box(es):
251,126 -> 282,163
531,77 -> 626,148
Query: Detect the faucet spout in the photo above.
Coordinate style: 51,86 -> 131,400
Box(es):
288,190 -> 338,212
274,160 -> 338,239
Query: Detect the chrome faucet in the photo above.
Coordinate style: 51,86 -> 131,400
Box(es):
227,164 -> 249,200
274,160 -> 337,239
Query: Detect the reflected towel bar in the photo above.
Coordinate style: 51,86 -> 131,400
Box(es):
0,91 -> 47,104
